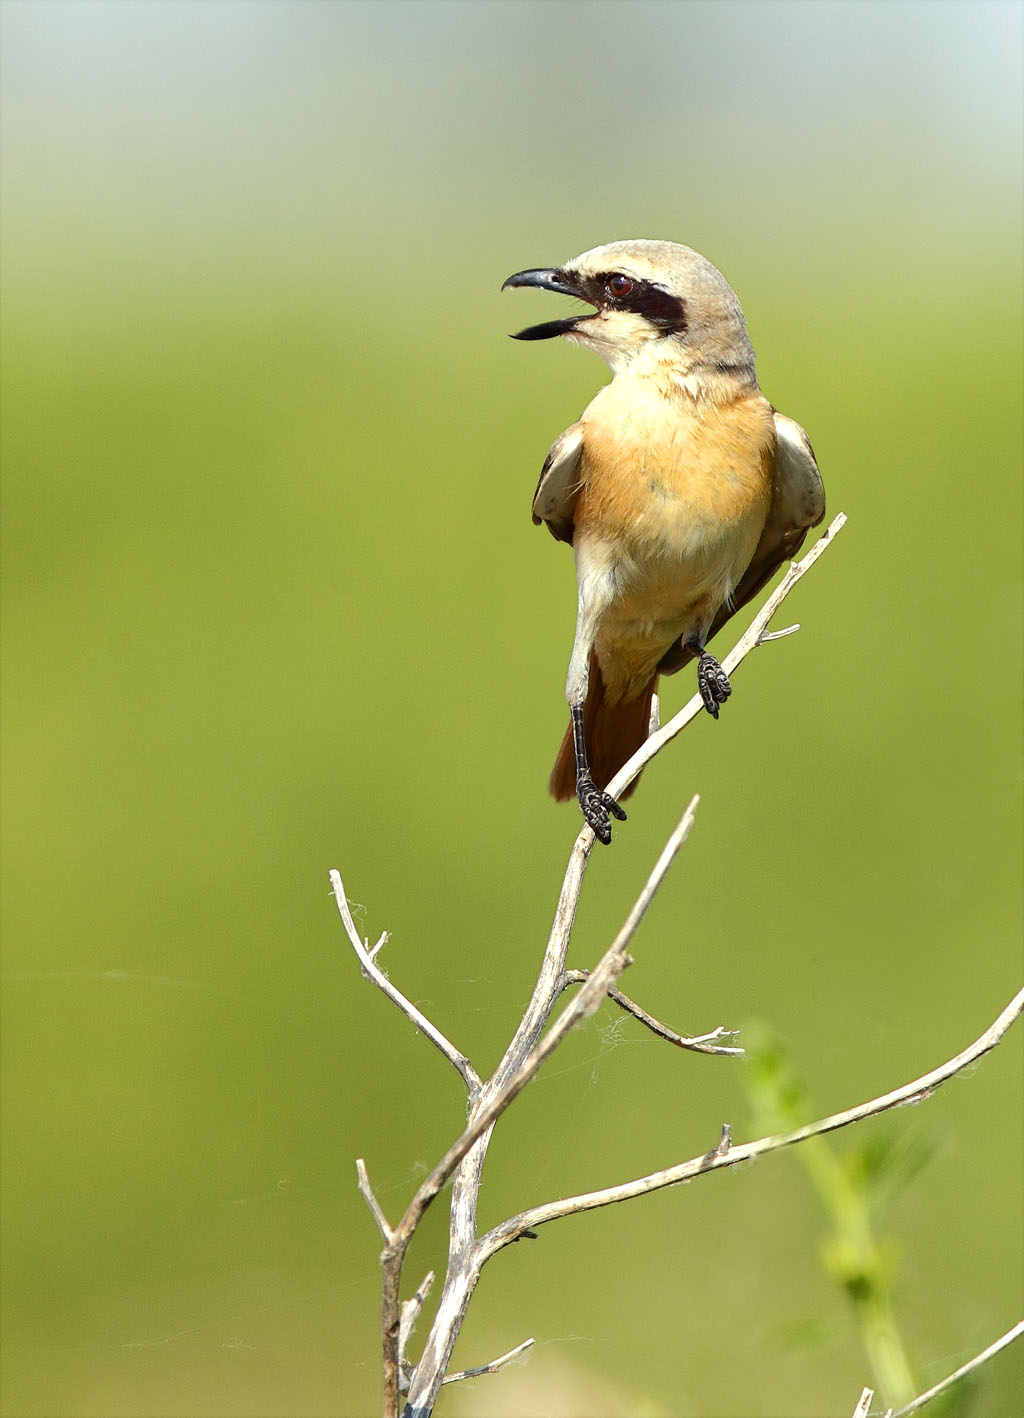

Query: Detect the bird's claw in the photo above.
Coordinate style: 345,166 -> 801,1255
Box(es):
576,774 -> 627,845
697,652 -> 732,719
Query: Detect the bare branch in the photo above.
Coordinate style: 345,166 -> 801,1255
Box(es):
441,1336 -> 535,1386
480,986 -> 1024,1255
329,871 -> 482,1093
887,1319 -> 1024,1416
398,1270 -> 435,1373
355,1158 -> 393,1244
400,798 -> 700,1414
561,970 -> 743,1056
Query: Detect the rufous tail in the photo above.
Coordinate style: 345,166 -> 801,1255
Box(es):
549,653 -> 657,803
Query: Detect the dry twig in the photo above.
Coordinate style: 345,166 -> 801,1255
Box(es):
440,1336 -> 535,1386
331,892 -> 481,1094
560,969 -> 743,1055
398,1272 -> 435,1385
880,1318 -> 1024,1417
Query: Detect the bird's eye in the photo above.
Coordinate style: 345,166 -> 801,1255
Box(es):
605,274 -> 634,299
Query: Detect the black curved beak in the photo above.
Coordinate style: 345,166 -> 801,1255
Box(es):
501,267 -> 596,341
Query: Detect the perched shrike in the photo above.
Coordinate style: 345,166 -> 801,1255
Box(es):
503,240 -> 825,844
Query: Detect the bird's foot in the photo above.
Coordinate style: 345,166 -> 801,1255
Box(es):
576,774 -> 627,845
697,652 -> 732,719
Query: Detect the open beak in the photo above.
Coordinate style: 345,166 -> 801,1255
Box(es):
501,267 -> 597,341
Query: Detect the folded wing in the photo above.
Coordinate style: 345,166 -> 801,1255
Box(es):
531,423 -> 584,544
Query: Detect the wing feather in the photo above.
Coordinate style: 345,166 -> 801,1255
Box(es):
531,423 -> 584,544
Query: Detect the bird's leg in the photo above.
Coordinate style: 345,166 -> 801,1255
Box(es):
564,557 -> 626,843
687,639 -> 732,719
571,702 -> 627,845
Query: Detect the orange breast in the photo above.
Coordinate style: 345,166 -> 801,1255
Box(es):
575,381 -> 775,699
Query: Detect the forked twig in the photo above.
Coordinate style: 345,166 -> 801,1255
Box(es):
330,877 -> 481,1093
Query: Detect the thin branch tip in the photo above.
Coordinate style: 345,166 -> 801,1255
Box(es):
441,1336 -> 535,1386
887,1318 -> 1024,1416
332,871 -> 481,1093
563,972 -> 743,1056
355,1158 -> 394,1243
398,1271 -> 436,1368
850,1388 -> 874,1418
758,622 -> 800,643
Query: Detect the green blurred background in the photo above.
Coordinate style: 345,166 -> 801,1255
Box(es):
2,2 -> 1021,1415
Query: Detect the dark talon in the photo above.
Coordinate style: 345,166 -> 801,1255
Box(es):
697,651 -> 731,718
577,773 -> 627,844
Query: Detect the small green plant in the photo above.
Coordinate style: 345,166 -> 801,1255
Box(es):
741,1024 -> 981,1416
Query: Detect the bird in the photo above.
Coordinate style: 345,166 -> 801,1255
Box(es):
502,239 -> 825,844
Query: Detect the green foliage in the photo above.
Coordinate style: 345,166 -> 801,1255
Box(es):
744,1024 -> 988,1415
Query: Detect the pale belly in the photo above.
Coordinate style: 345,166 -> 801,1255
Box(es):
580,479 -> 768,701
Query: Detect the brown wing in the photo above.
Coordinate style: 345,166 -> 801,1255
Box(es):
657,411 -> 825,675
531,422 -> 584,544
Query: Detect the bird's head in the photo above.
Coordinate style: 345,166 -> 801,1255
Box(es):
502,239 -> 755,380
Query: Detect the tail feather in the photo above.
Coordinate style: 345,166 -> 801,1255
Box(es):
549,654 -> 657,803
